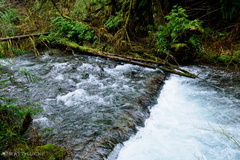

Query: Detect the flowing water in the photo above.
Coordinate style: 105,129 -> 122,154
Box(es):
109,66 -> 240,160
1,52 -> 240,160
0,52 -> 164,159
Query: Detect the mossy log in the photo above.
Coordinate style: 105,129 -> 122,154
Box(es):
60,40 -> 197,78
0,33 -> 50,41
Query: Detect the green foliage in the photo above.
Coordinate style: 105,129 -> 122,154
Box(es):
219,0 -> 240,20
0,63 -> 42,153
155,6 -> 204,53
35,144 -> 67,160
217,54 -> 232,63
45,16 -> 97,44
138,0 -> 148,8
217,50 -> 240,64
105,12 -> 124,29
0,103 -> 42,149
0,42 -> 28,57
0,8 -> 20,37
72,0 -> 106,19
233,50 -> 240,62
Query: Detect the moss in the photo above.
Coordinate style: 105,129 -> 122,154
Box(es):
171,43 -> 187,51
128,52 -> 141,58
233,50 -> 240,61
34,144 -> 67,160
217,54 -> 232,63
60,40 -> 99,53
143,52 -> 158,60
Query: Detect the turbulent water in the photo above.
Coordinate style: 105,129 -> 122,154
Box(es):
1,52 -> 240,160
0,52 -> 164,159
109,66 -> 240,160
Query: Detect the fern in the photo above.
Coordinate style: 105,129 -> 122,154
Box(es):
0,63 -> 42,151
0,8 -> 19,37
0,103 -> 42,150
44,16 -> 97,44
156,6 -> 204,53
220,0 -> 240,20
105,12 -> 124,29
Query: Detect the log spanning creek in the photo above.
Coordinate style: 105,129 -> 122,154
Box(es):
0,52 -> 240,160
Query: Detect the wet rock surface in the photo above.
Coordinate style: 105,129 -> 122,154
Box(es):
184,65 -> 240,96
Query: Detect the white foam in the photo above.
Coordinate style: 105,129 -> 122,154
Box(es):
57,89 -> 86,106
105,64 -> 134,76
116,75 -> 240,160
55,74 -> 64,80
77,63 -> 101,72
57,88 -> 107,107
33,116 -> 54,127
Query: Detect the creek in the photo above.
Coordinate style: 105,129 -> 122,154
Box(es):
0,52 -> 239,160
0,51 -> 164,159
109,66 -> 240,160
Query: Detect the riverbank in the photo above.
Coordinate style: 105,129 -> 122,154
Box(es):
0,1 -> 239,159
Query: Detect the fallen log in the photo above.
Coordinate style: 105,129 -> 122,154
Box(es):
0,32 -> 197,78
60,40 -> 197,78
0,32 -> 50,41
105,52 -> 192,74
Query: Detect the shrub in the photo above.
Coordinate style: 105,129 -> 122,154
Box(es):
105,12 -> 124,29
0,8 -> 20,37
156,6 -> 204,54
45,16 -> 97,44
0,102 -> 42,150
0,66 -> 42,152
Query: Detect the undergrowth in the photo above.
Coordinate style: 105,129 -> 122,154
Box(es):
200,27 -> 240,65
44,16 -> 97,45
0,66 -> 42,154
0,62 -> 67,160
155,6 -> 204,54
0,8 -> 20,37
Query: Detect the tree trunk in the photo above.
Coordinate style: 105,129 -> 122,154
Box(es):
128,0 -> 154,38
110,0 -> 117,15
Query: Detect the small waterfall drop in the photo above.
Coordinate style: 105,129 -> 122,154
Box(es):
110,66 -> 240,160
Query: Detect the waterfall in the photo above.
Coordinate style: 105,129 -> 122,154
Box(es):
110,66 -> 240,160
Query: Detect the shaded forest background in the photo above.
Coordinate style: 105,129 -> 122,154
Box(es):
0,0 -> 239,65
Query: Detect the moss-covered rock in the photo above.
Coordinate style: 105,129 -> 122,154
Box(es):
34,144 -> 67,160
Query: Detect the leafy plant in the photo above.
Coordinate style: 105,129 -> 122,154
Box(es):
0,102 -> 42,149
0,63 -> 42,153
0,8 -> 20,37
45,16 -> 97,44
0,42 -> 28,57
219,0 -> 240,20
155,6 -> 204,53
105,12 -> 124,29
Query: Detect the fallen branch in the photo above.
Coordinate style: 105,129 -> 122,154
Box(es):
60,40 -> 197,78
0,32 -> 50,41
0,32 -> 196,78
104,52 -> 192,74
